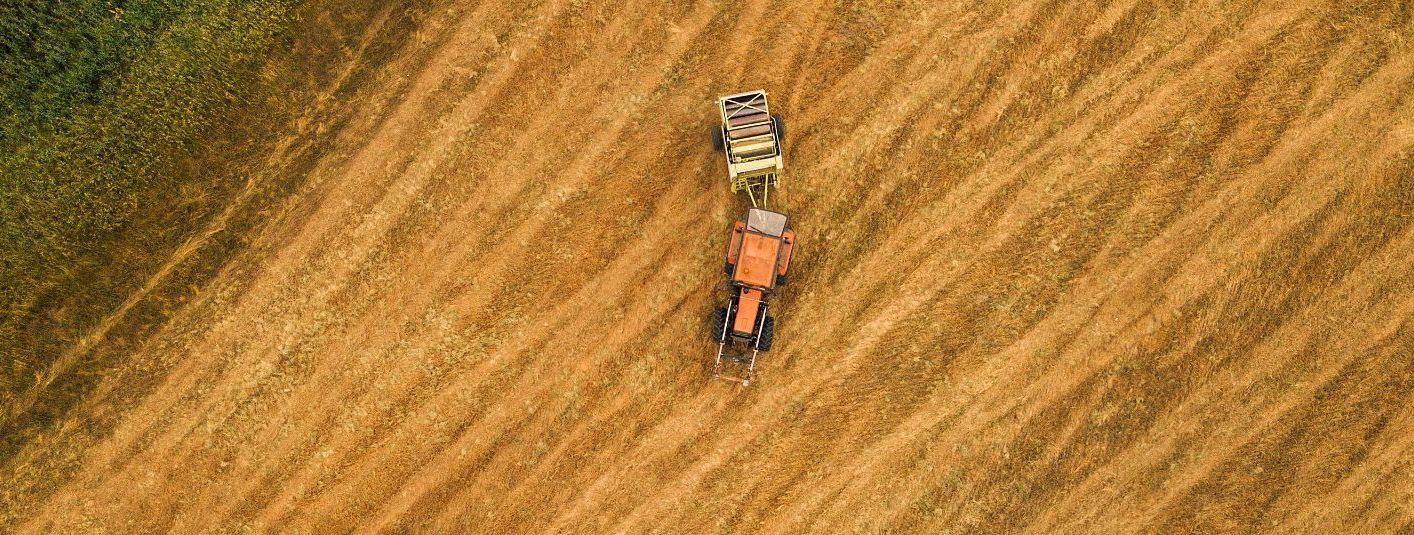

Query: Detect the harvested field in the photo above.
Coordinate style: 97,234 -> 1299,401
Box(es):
4,0 -> 1413,532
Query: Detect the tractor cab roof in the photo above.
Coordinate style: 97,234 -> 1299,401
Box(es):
746,208 -> 787,237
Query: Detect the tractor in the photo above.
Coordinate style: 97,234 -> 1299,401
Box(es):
712,208 -> 795,386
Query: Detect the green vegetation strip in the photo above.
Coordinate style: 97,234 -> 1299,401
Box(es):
1,2 -> 297,402
0,0 -> 439,518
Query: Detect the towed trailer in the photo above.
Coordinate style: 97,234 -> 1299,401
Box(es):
712,90 -> 784,208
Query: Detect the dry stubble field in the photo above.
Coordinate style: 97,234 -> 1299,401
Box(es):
4,0 -> 1414,532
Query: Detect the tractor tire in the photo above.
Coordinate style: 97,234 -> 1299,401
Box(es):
711,307 -> 729,343
755,316 -> 775,351
772,114 -> 784,142
711,125 -> 724,151
724,262 -> 735,275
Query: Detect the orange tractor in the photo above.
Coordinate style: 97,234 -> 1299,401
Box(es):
712,208 -> 795,386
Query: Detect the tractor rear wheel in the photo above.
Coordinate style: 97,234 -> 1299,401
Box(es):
712,307 -> 729,342
755,316 -> 775,351
711,125 -> 724,151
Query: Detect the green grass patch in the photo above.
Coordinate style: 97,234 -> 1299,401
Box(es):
0,0 -> 441,518
1,1 -> 299,392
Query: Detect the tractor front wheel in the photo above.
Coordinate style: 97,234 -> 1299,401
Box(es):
712,307 -> 729,343
755,316 -> 775,351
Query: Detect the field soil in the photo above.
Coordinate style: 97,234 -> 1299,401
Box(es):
5,0 -> 1413,532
